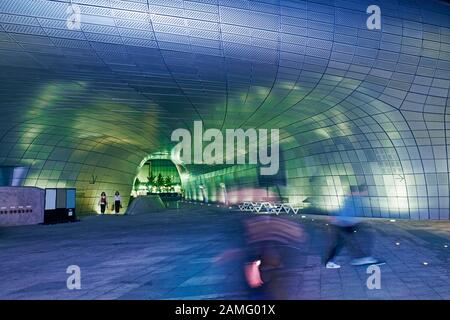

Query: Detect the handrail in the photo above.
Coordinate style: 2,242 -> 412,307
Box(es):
238,201 -> 301,215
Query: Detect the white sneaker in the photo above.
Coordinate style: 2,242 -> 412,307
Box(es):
326,261 -> 341,269
351,256 -> 378,266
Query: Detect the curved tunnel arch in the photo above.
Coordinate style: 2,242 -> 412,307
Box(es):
0,0 -> 449,218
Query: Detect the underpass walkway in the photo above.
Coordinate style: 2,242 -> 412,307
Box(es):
0,206 -> 450,300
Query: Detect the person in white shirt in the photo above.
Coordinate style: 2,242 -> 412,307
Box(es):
113,191 -> 122,214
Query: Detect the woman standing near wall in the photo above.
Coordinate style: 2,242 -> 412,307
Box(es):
113,191 -> 122,214
98,192 -> 107,215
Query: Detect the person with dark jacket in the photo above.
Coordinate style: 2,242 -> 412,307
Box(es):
98,192 -> 107,215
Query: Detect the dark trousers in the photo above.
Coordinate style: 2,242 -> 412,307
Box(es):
100,204 -> 106,214
325,223 -> 372,263
114,201 -> 121,213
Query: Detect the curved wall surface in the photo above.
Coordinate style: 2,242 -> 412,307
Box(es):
0,0 -> 449,218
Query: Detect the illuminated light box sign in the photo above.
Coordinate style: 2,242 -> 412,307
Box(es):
0,187 -> 45,226
44,188 -> 77,224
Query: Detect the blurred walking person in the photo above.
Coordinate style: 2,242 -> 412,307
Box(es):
325,184 -> 383,269
243,216 -> 306,299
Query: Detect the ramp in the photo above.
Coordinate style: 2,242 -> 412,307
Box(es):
126,195 -> 166,215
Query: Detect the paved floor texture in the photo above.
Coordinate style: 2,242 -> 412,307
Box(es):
1,204 -> 450,300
